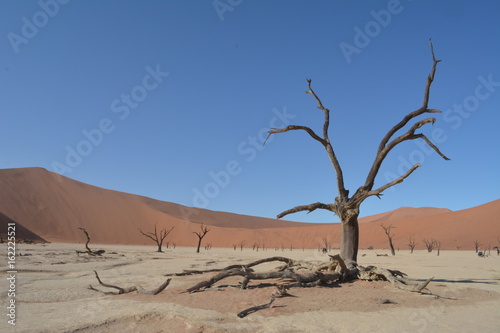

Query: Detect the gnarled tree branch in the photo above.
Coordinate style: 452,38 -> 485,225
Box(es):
88,270 -> 171,295
276,202 -> 335,219
76,228 -> 105,256
265,125 -> 326,146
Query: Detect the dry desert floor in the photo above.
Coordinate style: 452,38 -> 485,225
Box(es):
1,243 -> 499,333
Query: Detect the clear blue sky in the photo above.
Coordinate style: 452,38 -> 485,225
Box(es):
1,0 -> 499,222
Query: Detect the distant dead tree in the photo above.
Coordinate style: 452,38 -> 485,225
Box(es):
239,240 -> 246,251
408,236 -> 417,253
380,223 -> 396,256
138,223 -> 174,253
422,239 -> 436,253
434,240 -> 441,256
321,236 -> 332,252
76,228 -> 105,256
193,224 -> 210,253
474,240 -> 481,253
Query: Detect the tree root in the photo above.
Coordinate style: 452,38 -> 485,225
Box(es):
88,271 -> 171,295
184,256 -> 432,294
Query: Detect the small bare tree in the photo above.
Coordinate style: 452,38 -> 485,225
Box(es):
474,240 -> 481,253
193,224 -> 210,253
239,240 -> 246,251
380,223 -> 396,256
321,236 -> 333,252
423,239 -> 435,253
408,236 -> 417,253
139,224 -> 174,253
434,240 -> 441,256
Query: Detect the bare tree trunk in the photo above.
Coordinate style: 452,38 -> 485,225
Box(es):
340,215 -> 359,263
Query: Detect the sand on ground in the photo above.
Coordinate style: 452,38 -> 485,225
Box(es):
1,243 -> 499,333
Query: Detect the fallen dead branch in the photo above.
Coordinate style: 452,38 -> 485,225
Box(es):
76,228 -> 106,256
88,271 -> 171,295
165,256 -> 295,277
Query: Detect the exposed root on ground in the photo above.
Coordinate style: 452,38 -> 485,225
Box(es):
183,255 -> 433,294
88,255 -> 433,318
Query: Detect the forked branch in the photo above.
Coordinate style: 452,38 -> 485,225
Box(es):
363,40 -> 449,193
267,79 -> 348,205
194,224 -> 211,253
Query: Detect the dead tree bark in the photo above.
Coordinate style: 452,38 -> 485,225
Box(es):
380,223 -> 396,256
266,40 -> 448,265
139,223 -> 174,252
76,228 -> 105,256
193,223 -> 210,253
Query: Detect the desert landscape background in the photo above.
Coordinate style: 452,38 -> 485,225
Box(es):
0,167 -> 498,252
1,167 -> 499,332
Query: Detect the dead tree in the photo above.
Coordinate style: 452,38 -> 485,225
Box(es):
76,228 -> 105,256
423,239 -> 435,253
139,223 -> 174,253
193,223 -> 210,253
321,236 -> 331,252
266,40 -> 448,267
408,236 -> 417,253
434,240 -> 441,256
380,223 -> 396,256
239,240 -> 246,251
474,240 -> 481,253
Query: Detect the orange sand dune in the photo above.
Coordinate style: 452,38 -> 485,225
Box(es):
0,167 -> 498,251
